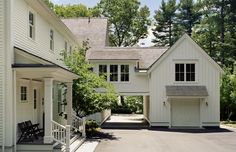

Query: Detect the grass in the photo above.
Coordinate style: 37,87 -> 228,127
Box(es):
221,121 -> 236,128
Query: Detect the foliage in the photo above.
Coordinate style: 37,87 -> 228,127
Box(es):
85,119 -> 100,137
43,0 -> 54,9
152,0 -> 178,47
63,43 -> 118,116
54,4 -> 101,18
98,0 -> 151,46
220,67 -> 236,120
176,0 -> 201,36
111,96 -> 143,114
193,0 -> 236,67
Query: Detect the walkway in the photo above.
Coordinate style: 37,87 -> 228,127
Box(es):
101,114 -> 149,129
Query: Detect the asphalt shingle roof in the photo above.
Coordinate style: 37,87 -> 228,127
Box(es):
166,86 -> 208,97
62,18 -> 108,48
87,47 -> 168,69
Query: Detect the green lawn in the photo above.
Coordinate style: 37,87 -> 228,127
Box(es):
221,121 -> 236,128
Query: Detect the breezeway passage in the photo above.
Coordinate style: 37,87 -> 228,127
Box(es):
95,127 -> 236,152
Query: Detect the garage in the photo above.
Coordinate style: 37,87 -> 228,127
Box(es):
166,85 -> 209,128
171,99 -> 200,127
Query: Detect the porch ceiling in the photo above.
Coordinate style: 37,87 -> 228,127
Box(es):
12,64 -> 78,82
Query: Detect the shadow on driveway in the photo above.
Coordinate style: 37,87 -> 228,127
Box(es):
148,127 -> 233,133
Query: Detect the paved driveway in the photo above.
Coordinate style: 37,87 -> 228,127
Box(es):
95,126 -> 236,152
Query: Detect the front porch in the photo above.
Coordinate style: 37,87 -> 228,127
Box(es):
12,48 -> 86,151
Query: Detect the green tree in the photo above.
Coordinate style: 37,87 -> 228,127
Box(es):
220,67 -> 236,120
43,0 -> 54,9
98,0 -> 151,46
152,0 -> 177,47
63,43 -> 118,116
54,4 -> 101,18
177,0 -> 201,36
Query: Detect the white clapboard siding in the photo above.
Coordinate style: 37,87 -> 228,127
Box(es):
13,0 -> 75,67
0,0 -> 5,147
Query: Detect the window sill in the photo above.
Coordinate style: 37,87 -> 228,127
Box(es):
173,81 -> 198,85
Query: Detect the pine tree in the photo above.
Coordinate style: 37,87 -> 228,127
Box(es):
177,0 -> 201,36
152,0 -> 177,47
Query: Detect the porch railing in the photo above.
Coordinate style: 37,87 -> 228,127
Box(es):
51,120 -> 70,151
71,114 -> 86,137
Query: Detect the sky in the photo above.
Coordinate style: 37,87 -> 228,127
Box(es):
51,0 -> 180,47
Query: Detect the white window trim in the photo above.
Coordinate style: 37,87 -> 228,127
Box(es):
97,64 -> 130,83
28,8 -> 36,41
49,29 -> 54,51
173,60 -> 198,84
20,86 -> 28,103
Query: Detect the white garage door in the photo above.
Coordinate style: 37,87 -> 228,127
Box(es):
171,99 -> 200,127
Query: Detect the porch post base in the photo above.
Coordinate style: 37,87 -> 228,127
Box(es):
44,136 -> 53,144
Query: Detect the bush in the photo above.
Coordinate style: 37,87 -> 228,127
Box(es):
111,96 -> 143,114
85,119 -> 100,137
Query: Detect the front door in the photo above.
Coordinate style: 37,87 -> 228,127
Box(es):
33,88 -> 39,124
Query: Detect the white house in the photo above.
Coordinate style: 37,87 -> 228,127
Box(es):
0,0 -> 85,151
62,18 -> 223,128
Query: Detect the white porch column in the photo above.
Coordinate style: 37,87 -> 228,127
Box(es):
44,78 -> 53,143
66,82 -> 73,125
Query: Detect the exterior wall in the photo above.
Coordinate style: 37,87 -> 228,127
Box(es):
149,38 -> 220,127
13,0 -> 75,68
143,96 -> 150,121
0,0 -> 5,147
16,79 -> 43,139
91,60 -> 149,95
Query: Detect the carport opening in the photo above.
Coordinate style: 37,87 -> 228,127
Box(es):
102,96 -> 150,128
111,96 -> 143,115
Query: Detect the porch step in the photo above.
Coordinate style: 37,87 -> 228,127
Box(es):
59,135 -> 85,152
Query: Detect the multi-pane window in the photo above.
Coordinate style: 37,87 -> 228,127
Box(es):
33,89 -> 37,109
120,65 -> 129,82
50,29 -> 54,51
65,41 -> 68,51
69,46 -> 72,54
186,64 -> 195,81
29,12 -> 35,39
99,65 -> 107,80
20,86 -> 27,102
175,63 -> 195,82
110,65 -> 118,81
175,64 -> 185,81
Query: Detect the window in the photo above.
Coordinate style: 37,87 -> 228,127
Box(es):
120,65 -> 129,82
33,89 -> 37,109
175,63 -> 195,82
65,41 -> 68,51
110,65 -> 118,81
50,29 -> 54,51
175,64 -> 185,81
20,86 -> 27,102
186,64 -> 195,81
99,65 -> 107,80
29,11 -> 35,39
69,46 -> 72,54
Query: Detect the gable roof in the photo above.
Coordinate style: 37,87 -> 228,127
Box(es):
62,18 -> 108,48
148,34 -> 223,73
87,47 -> 168,69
